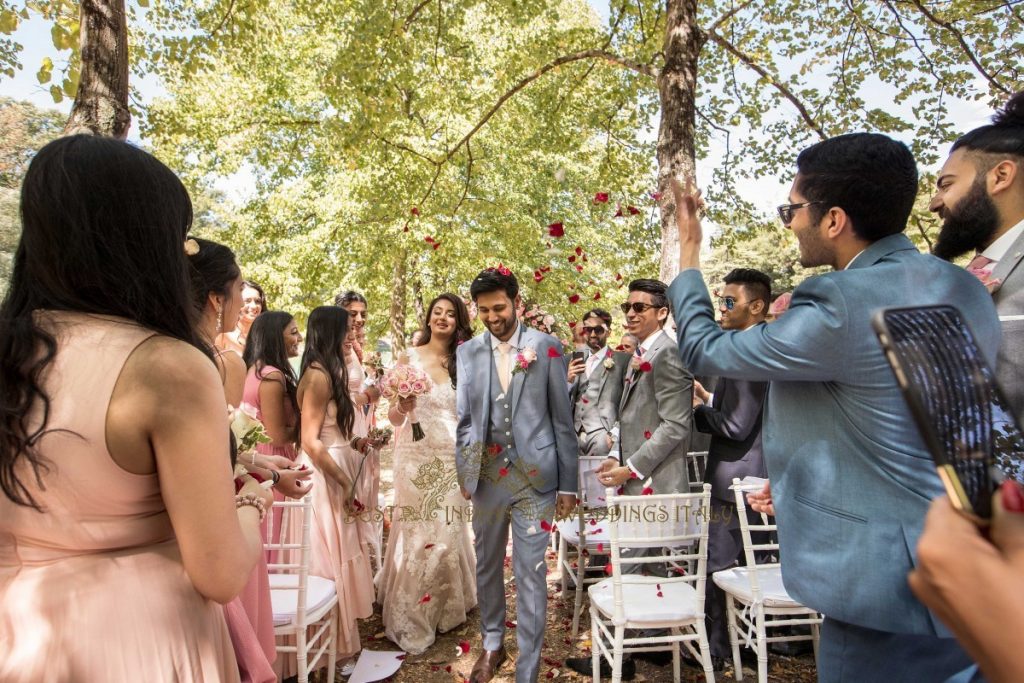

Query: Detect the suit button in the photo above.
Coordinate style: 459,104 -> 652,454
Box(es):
504,404 -> 510,409
505,431 -> 511,436
505,418 -> 510,423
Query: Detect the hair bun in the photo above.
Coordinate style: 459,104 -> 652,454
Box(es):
993,91 -> 1024,128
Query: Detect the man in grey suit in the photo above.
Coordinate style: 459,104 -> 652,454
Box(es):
668,133 -> 1001,681
693,267 -> 771,668
567,307 -> 629,459
455,266 -> 578,683
565,278 -> 693,679
930,89 -> 1024,427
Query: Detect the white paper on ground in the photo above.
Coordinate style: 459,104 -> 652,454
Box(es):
348,649 -> 406,683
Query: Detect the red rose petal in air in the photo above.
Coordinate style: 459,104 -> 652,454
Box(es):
534,270 -> 544,283
459,640 -> 471,655
630,470 -> 639,479
568,294 -> 580,304
615,272 -> 623,281
397,654 -> 407,660
605,562 -> 613,575
540,519 -> 553,532
581,397 -> 589,404
432,241 -> 441,250
614,344 -> 625,351
627,205 -> 640,215
614,204 -> 623,218
568,254 -> 576,263
657,591 -> 664,598
594,192 -> 609,203
575,264 -> 584,272
424,236 -> 434,243
644,430 -> 652,439
419,594 -> 431,604
506,620 -> 517,628
548,221 -> 565,237
402,222 -> 410,232
568,321 -> 577,328
411,206 -> 420,216
651,192 -> 662,201
597,543 -> 604,553
499,467 -> 509,477
547,347 -> 560,358
642,486 -> 654,495
424,543 -> 435,549
542,265 -> 552,273
575,246 -> 583,256
582,255 -> 588,262
487,443 -> 503,456
445,665 -> 453,673
593,292 -> 601,300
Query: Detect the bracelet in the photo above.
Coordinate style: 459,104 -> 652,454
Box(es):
235,493 -> 267,522
397,405 -> 409,416
270,470 -> 281,487
250,452 -> 257,467
350,437 -> 362,451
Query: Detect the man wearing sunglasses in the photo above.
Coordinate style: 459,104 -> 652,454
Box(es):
668,133 -> 1001,682
567,308 -> 629,460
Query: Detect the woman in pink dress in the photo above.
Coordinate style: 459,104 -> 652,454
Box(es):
218,280 -> 267,356
0,135 -> 271,681
298,306 -> 383,675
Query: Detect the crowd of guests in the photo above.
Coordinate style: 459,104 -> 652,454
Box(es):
0,89 -> 1023,683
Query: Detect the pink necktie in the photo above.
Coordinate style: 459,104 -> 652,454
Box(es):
967,254 -> 994,272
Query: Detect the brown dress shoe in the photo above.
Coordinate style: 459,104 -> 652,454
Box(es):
469,646 -> 507,683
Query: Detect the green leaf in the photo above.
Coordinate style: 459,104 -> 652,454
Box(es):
61,77 -> 76,98
0,9 -> 19,34
36,57 -> 53,84
137,0 -> 150,6
48,84 -> 63,103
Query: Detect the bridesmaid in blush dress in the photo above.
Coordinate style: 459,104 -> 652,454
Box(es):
298,306 -> 382,675
0,136 -> 270,682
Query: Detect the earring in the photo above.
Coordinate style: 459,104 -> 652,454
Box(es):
216,307 -> 223,334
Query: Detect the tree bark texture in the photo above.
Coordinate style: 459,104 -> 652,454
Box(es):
389,249 -> 408,353
64,0 -> 131,139
656,0 -> 703,283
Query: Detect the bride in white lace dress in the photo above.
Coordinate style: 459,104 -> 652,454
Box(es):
377,293 -> 477,655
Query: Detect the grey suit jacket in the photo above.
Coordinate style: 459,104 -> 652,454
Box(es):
570,350 -> 629,436
694,373 -> 768,503
669,233 -> 1001,636
455,325 -> 579,495
615,330 -> 693,495
990,228 -> 1024,427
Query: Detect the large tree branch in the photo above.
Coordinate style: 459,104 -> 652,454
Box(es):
907,0 -> 1011,96
705,29 -> 827,140
403,0 -> 434,31
208,0 -> 237,37
443,48 -> 658,163
707,0 -> 758,34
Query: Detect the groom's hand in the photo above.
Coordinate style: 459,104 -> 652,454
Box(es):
555,493 -> 577,521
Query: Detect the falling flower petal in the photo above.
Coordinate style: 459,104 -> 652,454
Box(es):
575,246 -> 583,256
627,205 -> 640,215
458,640 -> 470,655
534,270 -> 544,283
593,292 -> 601,300
644,430 -> 652,439
433,241 -> 441,250
548,222 -> 565,237
506,620 -> 517,628
630,471 -> 639,479
411,206 -> 420,216
424,236 -> 434,243
402,223 -> 410,232
581,397 -> 589,404
614,204 -> 624,218
605,562 -> 613,575
640,361 -> 653,373
547,347 -> 560,358
540,519 -> 553,532
499,467 -> 509,477
568,255 -> 576,263
594,192 -> 609,203
397,654 -> 407,660
575,265 -> 584,272
615,273 -> 623,281
597,543 -> 604,552
424,543 -> 435,549
568,294 -> 580,304
657,591 -> 664,597
568,321 -> 577,328
642,486 -> 654,495
419,594 -> 431,604
487,443 -> 503,456
651,192 -> 662,201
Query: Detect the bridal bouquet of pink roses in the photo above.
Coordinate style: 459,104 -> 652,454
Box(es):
380,364 -> 433,441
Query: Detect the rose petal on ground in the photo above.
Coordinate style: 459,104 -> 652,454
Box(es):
420,594 -> 431,603
458,640 -> 470,655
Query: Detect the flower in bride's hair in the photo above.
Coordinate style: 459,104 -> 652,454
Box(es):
183,238 -> 200,256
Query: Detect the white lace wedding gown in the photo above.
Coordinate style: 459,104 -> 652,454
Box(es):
376,351 -> 477,655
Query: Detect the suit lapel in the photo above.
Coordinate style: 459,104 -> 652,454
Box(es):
509,327 -> 530,419
990,228 -> 1024,293
475,333 -> 493,441
620,332 -> 668,411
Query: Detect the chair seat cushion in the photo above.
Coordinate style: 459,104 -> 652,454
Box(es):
711,566 -> 804,608
270,574 -> 337,626
556,518 -> 609,550
588,577 -> 699,625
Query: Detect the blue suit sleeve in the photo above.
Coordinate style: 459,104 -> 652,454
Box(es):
669,269 -> 850,382
545,339 -> 579,493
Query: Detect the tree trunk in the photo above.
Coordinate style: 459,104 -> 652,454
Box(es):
411,276 -> 425,330
656,0 -> 703,283
64,0 -> 130,139
389,249 -> 408,353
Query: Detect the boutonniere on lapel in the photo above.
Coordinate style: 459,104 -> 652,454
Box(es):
511,347 -> 538,376
602,349 -> 615,371
629,352 -> 653,374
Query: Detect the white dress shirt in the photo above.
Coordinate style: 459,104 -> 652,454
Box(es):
980,218 -> 1024,268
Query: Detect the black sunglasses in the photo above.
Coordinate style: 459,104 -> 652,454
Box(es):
777,200 -> 822,226
583,325 -> 607,335
620,302 -> 659,315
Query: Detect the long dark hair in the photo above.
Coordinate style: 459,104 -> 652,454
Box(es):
418,293 -> 473,388
1,135 -> 209,508
187,237 -> 240,336
300,306 -> 355,439
242,280 -> 267,313
243,311 -> 298,413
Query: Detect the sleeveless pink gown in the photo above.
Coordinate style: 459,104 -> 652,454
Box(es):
0,312 -> 238,681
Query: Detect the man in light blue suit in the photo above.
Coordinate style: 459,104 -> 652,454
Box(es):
666,133 -> 1001,681
455,266 -> 579,683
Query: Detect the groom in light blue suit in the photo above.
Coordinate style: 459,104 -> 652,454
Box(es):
455,266 -> 578,683
667,134 -> 1001,682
